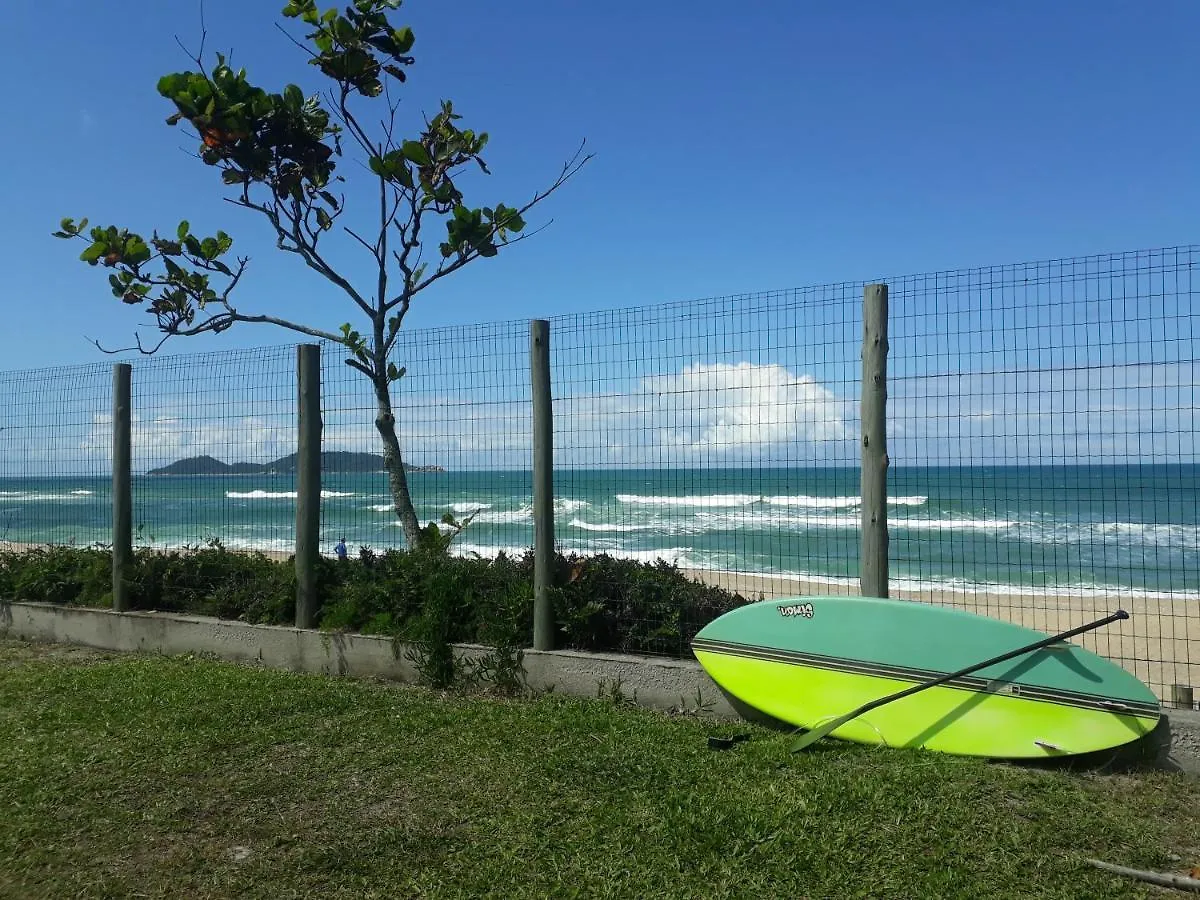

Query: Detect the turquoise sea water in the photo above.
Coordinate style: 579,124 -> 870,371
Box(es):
1,465 -> 1196,598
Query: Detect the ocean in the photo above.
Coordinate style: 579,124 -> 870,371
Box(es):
0,465 -> 1196,599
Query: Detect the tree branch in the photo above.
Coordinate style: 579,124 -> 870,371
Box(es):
227,191 -> 375,318
407,140 -> 592,299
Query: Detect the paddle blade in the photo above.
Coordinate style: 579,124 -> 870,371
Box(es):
790,713 -> 855,752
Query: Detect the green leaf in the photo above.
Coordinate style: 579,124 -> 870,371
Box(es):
108,274 -> 124,295
177,221 -> 190,241
504,213 -> 526,233
284,84 -> 304,108
386,362 -> 406,382
332,17 -> 356,44
369,155 -> 386,176
124,238 -> 152,266
315,208 -> 332,230
215,231 -> 233,253
477,242 -> 498,258
393,26 -> 415,53
393,161 -> 414,189
401,140 -> 431,166
80,242 -> 106,264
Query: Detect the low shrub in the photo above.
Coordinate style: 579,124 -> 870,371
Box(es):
0,542 -> 750,678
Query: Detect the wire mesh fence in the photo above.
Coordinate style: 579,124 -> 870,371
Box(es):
127,344 -> 298,557
0,362 -> 112,550
0,244 -> 1195,701
318,319 -> 532,561
548,246 -> 1198,700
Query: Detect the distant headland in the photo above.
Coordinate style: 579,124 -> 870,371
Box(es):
146,452 -> 445,476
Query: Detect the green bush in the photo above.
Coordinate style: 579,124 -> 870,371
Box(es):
0,542 -> 749,668
0,545 -> 113,608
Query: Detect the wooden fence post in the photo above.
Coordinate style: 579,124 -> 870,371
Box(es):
295,344 -> 322,629
531,320 -> 555,651
111,363 -> 132,612
861,284 -> 890,598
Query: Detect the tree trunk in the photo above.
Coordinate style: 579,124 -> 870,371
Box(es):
372,376 -> 424,548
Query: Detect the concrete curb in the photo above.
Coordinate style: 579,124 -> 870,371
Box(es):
0,600 -> 737,718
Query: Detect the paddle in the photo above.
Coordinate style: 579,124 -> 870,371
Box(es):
789,609 -> 1130,752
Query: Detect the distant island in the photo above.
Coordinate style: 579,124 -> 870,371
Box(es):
146,452 -> 445,476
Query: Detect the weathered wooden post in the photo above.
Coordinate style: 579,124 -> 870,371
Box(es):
530,319 -> 555,650
295,344 -> 322,629
111,363 -> 132,612
861,284 -> 889,598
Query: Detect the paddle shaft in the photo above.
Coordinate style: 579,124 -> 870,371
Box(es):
792,609 -> 1129,750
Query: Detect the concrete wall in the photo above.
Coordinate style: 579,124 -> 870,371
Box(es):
0,600 -> 737,718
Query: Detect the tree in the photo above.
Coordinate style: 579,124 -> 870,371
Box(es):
54,0 -> 590,549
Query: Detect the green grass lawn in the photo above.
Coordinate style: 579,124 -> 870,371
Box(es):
0,639 -> 1196,899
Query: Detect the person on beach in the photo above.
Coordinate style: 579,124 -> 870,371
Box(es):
335,537 -> 348,561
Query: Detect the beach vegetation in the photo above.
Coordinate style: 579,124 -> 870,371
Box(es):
0,543 -> 748,688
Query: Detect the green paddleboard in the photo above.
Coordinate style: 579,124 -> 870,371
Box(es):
692,596 -> 1160,758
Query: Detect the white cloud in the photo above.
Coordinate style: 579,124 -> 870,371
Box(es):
642,361 -> 849,450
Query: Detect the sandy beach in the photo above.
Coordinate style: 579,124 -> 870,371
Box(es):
684,567 -> 1198,705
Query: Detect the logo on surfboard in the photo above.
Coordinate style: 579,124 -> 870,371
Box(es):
779,602 -> 815,619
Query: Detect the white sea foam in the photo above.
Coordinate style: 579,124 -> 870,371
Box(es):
567,518 -> 657,533
226,489 -> 354,499
451,501 -> 493,514
474,498 -> 587,524
1032,521 -> 1200,551
1,492 -> 99,501
893,517 -> 1019,531
764,494 -> 928,509
617,493 -> 928,509
616,493 -> 759,508
680,510 -> 1019,534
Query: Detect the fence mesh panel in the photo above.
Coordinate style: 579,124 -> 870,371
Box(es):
0,363 -> 112,549
318,319 -> 532,561
128,345 -> 297,558
548,284 -> 864,655
0,245 -> 1195,702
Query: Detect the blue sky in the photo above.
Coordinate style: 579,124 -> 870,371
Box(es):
0,1 -> 1197,473
4,0 -> 1198,369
